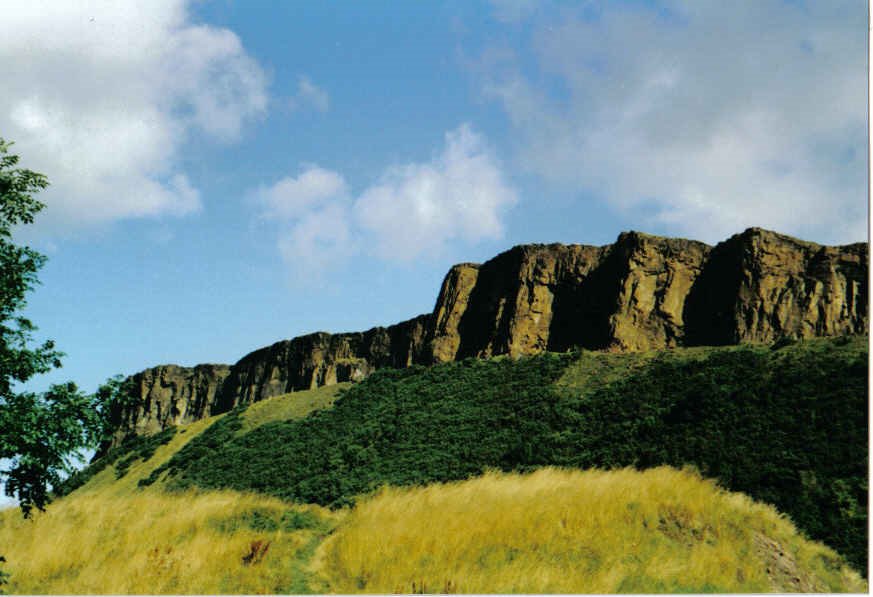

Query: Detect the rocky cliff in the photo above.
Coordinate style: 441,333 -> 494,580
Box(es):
108,228 -> 867,444
213,314 -> 430,412
429,231 -> 713,358
106,364 -> 231,446
683,228 -> 868,345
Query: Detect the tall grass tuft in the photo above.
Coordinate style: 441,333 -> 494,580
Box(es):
317,467 -> 865,594
0,489 -> 338,594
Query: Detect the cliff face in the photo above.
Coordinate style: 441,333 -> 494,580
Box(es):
213,315 -> 430,412
684,228 -> 868,345
107,364 -> 231,446
436,232 -> 713,359
110,228 -> 868,443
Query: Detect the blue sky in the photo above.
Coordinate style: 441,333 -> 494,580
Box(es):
0,0 -> 867,399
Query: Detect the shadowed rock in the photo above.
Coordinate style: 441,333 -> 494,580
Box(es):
106,364 -> 231,447
108,228 -> 867,444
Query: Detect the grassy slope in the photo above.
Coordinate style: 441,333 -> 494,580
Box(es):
1,467 -> 864,593
318,467 -> 865,593
1,384 -> 349,594
5,337 -> 865,592
239,383 -> 349,434
55,383 -> 348,496
147,336 -> 867,572
0,490 -> 339,594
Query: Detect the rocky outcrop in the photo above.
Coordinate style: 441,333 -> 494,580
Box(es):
684,228 -> 868,345
107,364 -> 231,447
213,314 -> 430,412
427,263 -> 480,363
428,228 -> 865,356
111,228 -> 867,441
438,232 -> 712,359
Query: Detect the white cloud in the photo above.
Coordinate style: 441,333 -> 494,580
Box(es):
255,164 -> 352,275
255,166 -> 348,219
355,124 -> 517,260
256,125 -> 516,272
278,203 -> 355,274
0,0 -> 268,231
480,1 -> 867,245
288,76 -> 330,113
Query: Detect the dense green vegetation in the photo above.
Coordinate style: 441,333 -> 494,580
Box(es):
85,336 -> 868,573
550,337 -> 868,572
139,353 -> 572,499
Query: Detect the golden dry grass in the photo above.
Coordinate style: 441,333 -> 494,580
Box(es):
1,439 -> 864,594
6,339 -> 864,594
75,414 -> 223,495
0,489 -> 339,594
239,382 -> 348,434
317,466 -> 866,594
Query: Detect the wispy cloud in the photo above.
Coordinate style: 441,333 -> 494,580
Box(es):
288,76 -> 330,113
253,164 -> 352,274
0,0 -> 269,232
256,166 -> 347,220
488,0 -> 540,24
478,1 -> 866,244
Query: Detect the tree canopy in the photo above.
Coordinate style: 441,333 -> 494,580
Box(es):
0,139 -> 104,516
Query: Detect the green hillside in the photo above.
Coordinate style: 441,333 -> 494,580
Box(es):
60,335 -> 867,574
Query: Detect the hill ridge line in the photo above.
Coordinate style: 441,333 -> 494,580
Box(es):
106,226 -> 868,445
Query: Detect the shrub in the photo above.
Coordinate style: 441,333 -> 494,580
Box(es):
117,338 -> 869,572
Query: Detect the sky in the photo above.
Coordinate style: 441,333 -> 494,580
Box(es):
0,0 -> 868,399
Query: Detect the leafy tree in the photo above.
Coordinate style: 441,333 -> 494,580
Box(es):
91,374 -> 138,447
0,139 -> 104,516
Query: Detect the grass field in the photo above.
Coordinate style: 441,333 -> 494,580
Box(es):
0,489 -> 338,594
130,336 -> 867,572
7,336 -> 863,592
1,467 -> 864,593
319,467 -> 865,593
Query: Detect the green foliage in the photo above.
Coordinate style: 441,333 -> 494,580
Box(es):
128,338 -> 867,573
280,509 -> 323,531
0,138 -> 55,398
138,409 -> 244,489
0,138 -> 93,516
0,383 -> 104,515
209,507 -> 325,534
158,355 -> 572,507
92,374 -> 139,447
0,140 -> 122,518
549,341 -> 868,572
54,427 -> 177,495
0,555 -> 7,595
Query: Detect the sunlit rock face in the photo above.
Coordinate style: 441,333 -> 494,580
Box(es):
683,228 -> 867,346
213,314 -> 430,413
108,228 -> 867,444
106,364 -> 231,447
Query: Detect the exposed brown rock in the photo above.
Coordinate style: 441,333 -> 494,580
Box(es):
684,228 -> 868,345
445,232 -> 712,358
214,314 -> 430,411
110,228 -> 868,439
107,364 -> 231,447
427,263 -> 480,363
607,232 -> 712,350
451,243 -> 608,358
